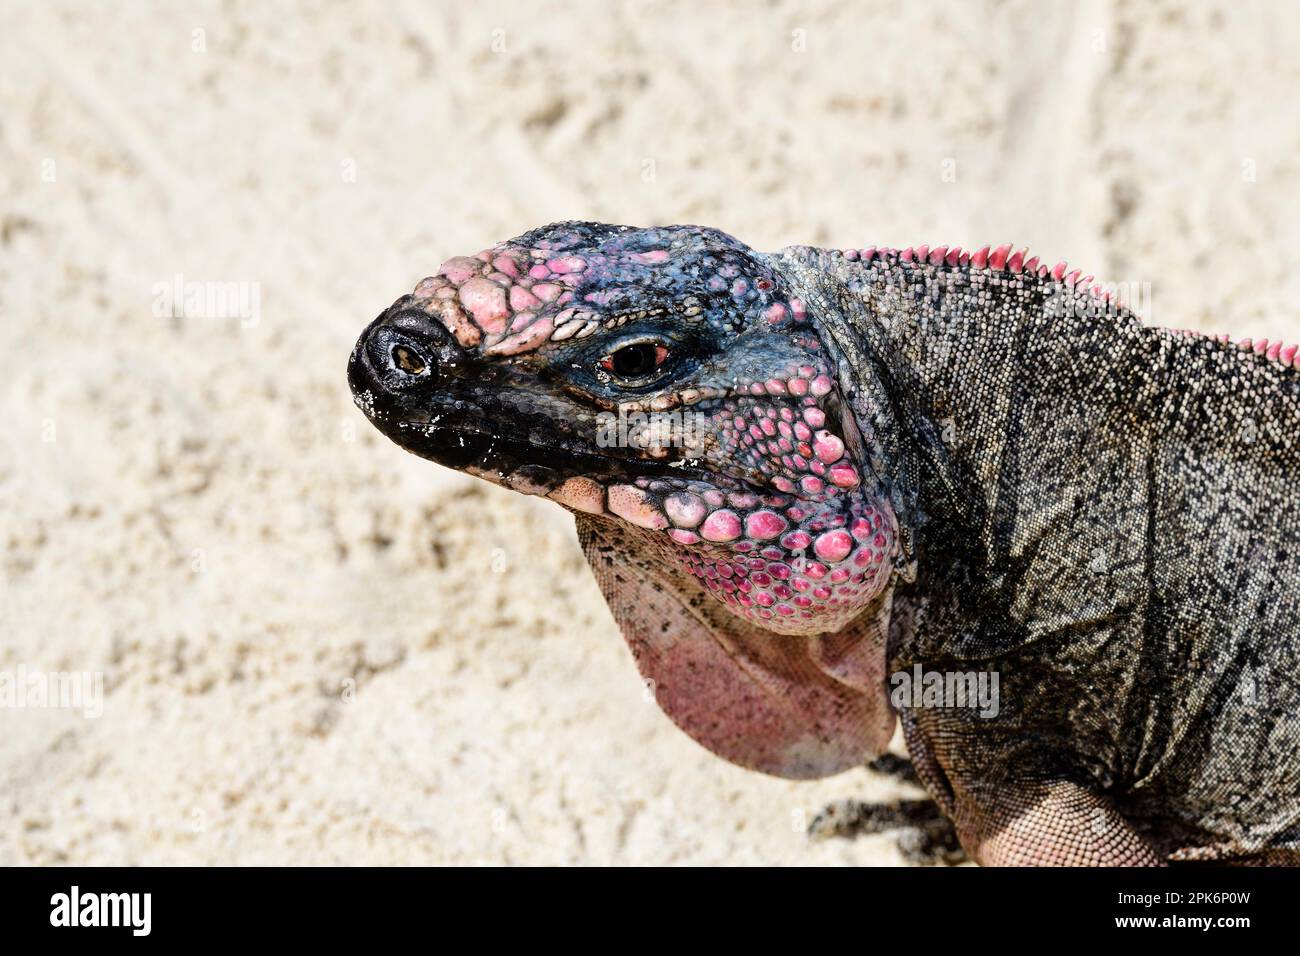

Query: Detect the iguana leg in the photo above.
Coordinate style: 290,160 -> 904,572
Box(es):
902,710 -> 1163,866
948,777 -> 1163,866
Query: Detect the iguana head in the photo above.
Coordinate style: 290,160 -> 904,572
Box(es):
350,222 -> 904,776
349,222 -> 901,638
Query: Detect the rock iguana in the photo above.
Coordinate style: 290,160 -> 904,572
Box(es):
348,221 -> 1300,865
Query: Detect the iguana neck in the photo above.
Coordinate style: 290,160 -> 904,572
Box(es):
774,244 -> 1169,647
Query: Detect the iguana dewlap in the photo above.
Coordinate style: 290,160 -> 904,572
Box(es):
348,222 -> 1300,866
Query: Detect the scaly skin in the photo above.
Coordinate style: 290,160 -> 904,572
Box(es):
349,222 -> 1300,865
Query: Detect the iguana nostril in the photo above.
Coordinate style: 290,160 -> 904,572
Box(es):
391,344 -> 427,376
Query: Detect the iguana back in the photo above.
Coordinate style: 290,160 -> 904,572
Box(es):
780,244 -> 1300,861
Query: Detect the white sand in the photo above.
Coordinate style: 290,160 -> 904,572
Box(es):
2,0 -> 1298,865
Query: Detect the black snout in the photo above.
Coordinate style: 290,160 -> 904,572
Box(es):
349,306 -> 467,401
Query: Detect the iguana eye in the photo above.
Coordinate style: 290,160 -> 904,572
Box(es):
600,342 -> 669,381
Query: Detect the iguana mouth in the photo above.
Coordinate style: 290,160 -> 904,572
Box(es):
387,417 -> 751,493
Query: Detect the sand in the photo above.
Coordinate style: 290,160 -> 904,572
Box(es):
2,0 -> 1298,865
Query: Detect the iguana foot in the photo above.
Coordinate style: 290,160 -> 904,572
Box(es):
808,797 -> 967,865
866,753 -> 922,786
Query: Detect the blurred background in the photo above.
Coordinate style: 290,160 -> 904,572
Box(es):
2,0 -> 1298,865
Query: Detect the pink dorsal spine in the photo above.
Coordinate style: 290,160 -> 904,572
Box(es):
834,241 -> 1300,372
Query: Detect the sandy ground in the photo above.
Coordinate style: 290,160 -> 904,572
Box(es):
2,0 -> 1299,865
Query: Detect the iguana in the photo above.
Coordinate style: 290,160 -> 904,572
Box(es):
347,221 -> 1300,865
